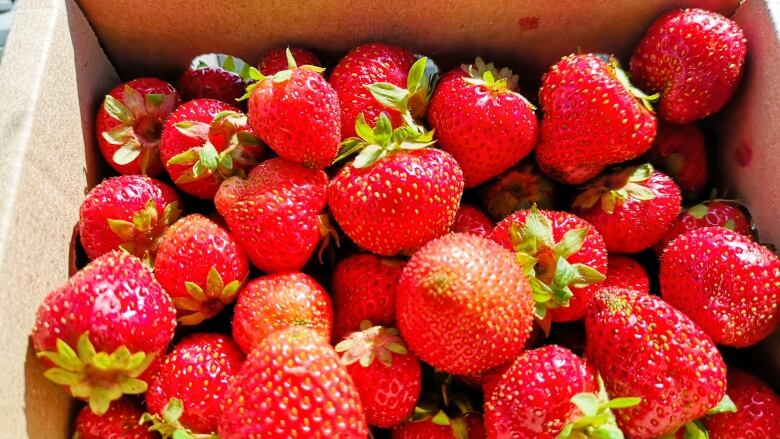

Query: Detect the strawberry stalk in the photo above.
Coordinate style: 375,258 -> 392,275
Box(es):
140,398 -> 218,439
572,164 -> 657,214
107,198 -> 180,265
558,376 -> 641,438
240,48 -> 326,100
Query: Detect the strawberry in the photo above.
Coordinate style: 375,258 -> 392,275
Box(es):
73,398 -> 153,439
178,53 -> 252,104
630,9 -> 747,123
31,251 -> 177,415
330,116 -> 464,256
396,233 -> 534,375
571,164 -> 681,253
535,54 -> 657,184
393,413 -> 485,439
144,333 -> 244,435
245,49 -> 339,169
218,327 -> 368,438
451,204 -> 493,237
480,160 -> 556,221
232,272 -> 333,354
650,123 -> 708,196
703,369 -> 780,438
215,157 -> 329,273
160,98 -> 264,199
79,175 -> 180,262
258,47 -> 321,75
331,253 -> 405,340
153,214 -> 249,325
660,226 -> 780,347
96,78 -> 180,175
603,255 -> 649,294
428,58 -> 538,187
490,205 -> 607,328
585,287 -> 727,438
335,323 -> 422,428
653,199 -> 752,254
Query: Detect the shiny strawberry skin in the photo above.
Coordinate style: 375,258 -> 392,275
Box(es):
79,175 -> 179,260
603,255 -> 649,294
630,9 -> 747,123
232,272 -> 333,354
651,123 -> 708,195
248,68 -> 340,169
393,413 -> 485,439
215,158 -> 329,273
653,200 -> 752,254
484,345 -> 598,438
331,254 -> 405,340
660,227 -> 780,347
218,327 -> 368,438
258,47 -> 321,75
178,67 -> 246,104
428,68 -> 538,187
397,233 -> 534,375
330,43 -> 416,137
74,398 -> 154,439
330,149 -> 464,256
535,54 -> 657,184
146,333 -> 244,434
585,288 -> 727,439
451,204 -> 493,237
704,369 -> 780,438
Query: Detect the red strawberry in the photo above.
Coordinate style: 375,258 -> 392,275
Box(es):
393,413 -> 485,439
653,199 -> 752,254
246,50 -> 339,169
571,164 -> 681,253
480,160 -> 556,221
585,287 -> 727,438
535,54 -> 657,184
218,327 -> 368,438
160,98 -> 264,199
651,123 -> 708,196
331,253 -> 405,340
703,369 -> 780,438
397,233 -> 534,375
232,272 -> 333,354
603,255 -> 649,294
96,78 -> 180,175
451,204 -> 493,237
428,58 -> 538,187
178,53 -> 252,104
154,214 -> 249,325
335,323 -> 422,428
73,398 -> 153,439
258,47 -> 321,75
660,226 -> 780,347
144,333 -> 244,435
31,251 -> 177,415
490,205 -> 608,327
215,157 -> 329,273
630,9 -> 747,123
79,175 -> 180,262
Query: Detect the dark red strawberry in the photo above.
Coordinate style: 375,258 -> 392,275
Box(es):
571,164 -> 681,253
215,157 -> 329,273
428,58 -> 538,187
258,47 -> 321,75
246,50 -> 339,169
451,204 -> 493,237
651,123 -> 708,196
630,9 -> 747,123
603,255 -> 649,294
73,398 -> 153,439
218,327 -> 368,438
31,251 -> 177,415
79,175 -> 180,262
660,226 -> 780,347
331,253 -> 405,340
704,369 -> 780,438
535,54 -> 657,184
490,205 -> 607,328
335,323 -> 421,428
397,233 -> 533,375
232,272 -> 333,354
160,98 -> 263,199
393,413 -> 485,439
154,214 -> 249,325
178,54 -> 252,104
480,160 -> 556,221
585,287 -> 727,438
144,333 -> 244,435
653,199 -> 752,254
96,78 -> 180,175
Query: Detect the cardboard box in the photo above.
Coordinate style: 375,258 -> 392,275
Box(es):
0,0 -> 776,437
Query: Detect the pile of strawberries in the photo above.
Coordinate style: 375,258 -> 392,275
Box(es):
32,8 -> 779,439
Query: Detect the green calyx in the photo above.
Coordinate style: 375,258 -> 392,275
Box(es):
107,199 -> 181,265
461,57 -> 535,108
191,53 -> 253,82
483,162 -> 556,220
140,398 -> 217,439
335,321 -> 409,368
558,376 -> 640,439
409,373 -> 476,439
174,266 -> 243,325
239,47 -> 326,101
604,55 -> 659,112
37,332 -> 156,416
572,164 -> 656,215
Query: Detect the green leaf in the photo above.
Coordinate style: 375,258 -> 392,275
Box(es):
235,130 -> 260,146
174,121 -> 210,139
206,267 -> 224,296
162,201 -> 181,225
589,423 -> 625,439
554,227 -> 589,259
603,397 -> 641,410
199,142 -> 219,170
724,219 -> 736,231
572,263 -> 606,287
524,205 -> 554,248
354,113 -> 374,143
223,55 -> 236,73
221,280 -> 242,302
145,93 -> 164,109
185,281 -> 207,301
247,66 -> 265,81
366,82 -> 410,112
373,114 -> 393,145
43,368 -> 83,386
103,95 -> 134,125
558,423 -> 574,438
688,203 -> 709,219
353,144 -> 384,168
552,257 -> 578,292
76,333 -> 97,365
682,421 -> 708,439
571,393 -> 599,417
628,164 -> 654,182
112,142 -> 142,166
407,57 -> 428,93
107,218 -> 136,241
431,410 -> 450,426
132,199 -> 157,232
624,183 -> 656,201
272,70 -> 292,83
118,377 -> 147,394
166,148 -> 201,166
121,85 -> 146,116
163,398 -> 185,424
101,125 -> 133,145
706,394 -> 737,415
